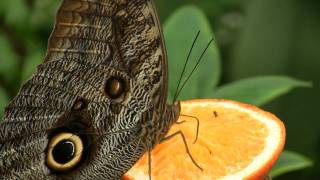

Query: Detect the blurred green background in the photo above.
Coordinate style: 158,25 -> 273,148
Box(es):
0,0 -> 319,179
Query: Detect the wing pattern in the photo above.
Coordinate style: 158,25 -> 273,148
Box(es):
0,0 -> 178,179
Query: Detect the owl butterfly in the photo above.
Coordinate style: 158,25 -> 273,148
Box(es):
0,0 -> 184,179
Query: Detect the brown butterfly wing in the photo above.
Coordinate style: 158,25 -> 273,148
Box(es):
0,0 -> 173,179
47,0 -> 168,108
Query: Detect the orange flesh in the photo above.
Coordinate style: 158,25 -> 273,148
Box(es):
124,99 -> 285,180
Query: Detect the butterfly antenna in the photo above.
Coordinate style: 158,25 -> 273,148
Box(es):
174,38 -> 215,101
173,30 -> 201,103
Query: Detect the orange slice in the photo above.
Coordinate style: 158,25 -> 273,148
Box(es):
123,99 -> 285,180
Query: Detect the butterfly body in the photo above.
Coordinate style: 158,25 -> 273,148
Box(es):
0,0 -> 180,179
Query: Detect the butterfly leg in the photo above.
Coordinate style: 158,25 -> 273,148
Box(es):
177,114 -> 200,144
148,148 -> 152,180
175,120 -> 186,124
160,131 -> 203,171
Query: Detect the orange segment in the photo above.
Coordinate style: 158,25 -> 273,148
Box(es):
124,99 -> 286,180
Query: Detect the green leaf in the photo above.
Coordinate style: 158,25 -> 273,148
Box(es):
164,5 -> 221,102
0,0 -> 29,29
0,33 -> 20,86
211,76 -> 311,106
29,0 -> 61,30
270,150 -> 313,178
229,0 -> 297,80
0,87 -> 9,120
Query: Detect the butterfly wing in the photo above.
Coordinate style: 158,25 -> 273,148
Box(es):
0,0 -> 168,179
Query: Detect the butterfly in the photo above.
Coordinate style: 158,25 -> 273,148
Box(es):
0,0 -> 185,179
